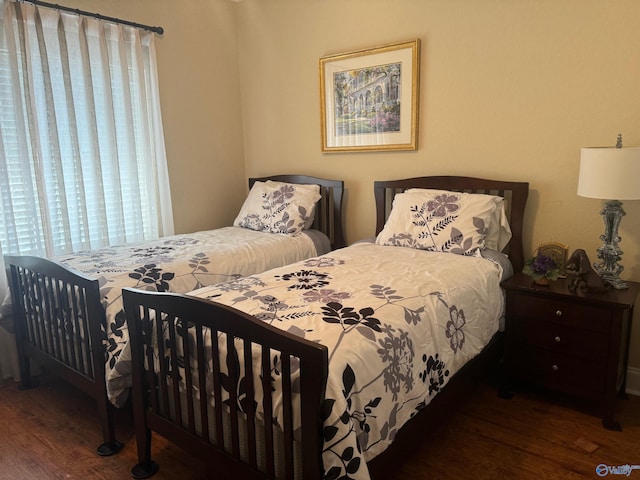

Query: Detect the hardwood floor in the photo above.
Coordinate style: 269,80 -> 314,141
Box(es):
1,371 -> 638,480
388,382 -> 640,480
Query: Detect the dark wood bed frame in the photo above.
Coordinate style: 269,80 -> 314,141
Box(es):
3,174 -> 345,457
122,176 -> 529,479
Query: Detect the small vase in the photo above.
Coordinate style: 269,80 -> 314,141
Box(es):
534,278 -> 550,286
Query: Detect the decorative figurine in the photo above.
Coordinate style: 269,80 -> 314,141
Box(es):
565,249 -> 608,293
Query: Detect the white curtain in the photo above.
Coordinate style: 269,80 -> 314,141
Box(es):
0,0 -> 174,258
0,0 -> 174,379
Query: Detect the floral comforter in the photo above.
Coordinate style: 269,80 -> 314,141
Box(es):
53,226 -> 328,405
187,242 -> 506,480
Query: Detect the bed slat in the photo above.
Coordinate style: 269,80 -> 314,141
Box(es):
261,347 -> 276,477
195,325 -> 210,442
227,334 -> 241,457
281,354 -> 294,480
181,318 -> 197,434
243,338 -> 258,468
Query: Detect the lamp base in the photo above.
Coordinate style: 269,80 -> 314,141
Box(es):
599,270 -> 628,290
593,200 -> 628,290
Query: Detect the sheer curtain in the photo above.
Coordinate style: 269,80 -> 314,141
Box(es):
0,0 -> 174,379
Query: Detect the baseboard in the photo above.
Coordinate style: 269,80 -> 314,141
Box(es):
626,367 -> 640,397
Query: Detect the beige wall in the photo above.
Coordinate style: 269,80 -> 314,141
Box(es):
58,0 -> 640,368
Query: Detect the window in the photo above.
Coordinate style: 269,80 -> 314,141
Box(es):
0,0 -> 173,258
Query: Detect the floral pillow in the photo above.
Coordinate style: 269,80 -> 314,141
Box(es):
405,188 -> 512,252
375,189 -> 503,255
233,180 -> 321,236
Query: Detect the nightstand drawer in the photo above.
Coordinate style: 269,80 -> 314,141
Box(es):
512,318 -> 608,362
510,294 -> 611,332
513,345 -> 607,394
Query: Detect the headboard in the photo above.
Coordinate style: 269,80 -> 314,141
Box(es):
373,176 -> 529,273
249,174 -> 346,250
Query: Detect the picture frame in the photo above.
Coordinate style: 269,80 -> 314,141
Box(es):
319,39 -> 420,153
536,241 -> 569,278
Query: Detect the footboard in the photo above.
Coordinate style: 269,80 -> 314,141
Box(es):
4,254 -> 122,455
123,288 -> 328,480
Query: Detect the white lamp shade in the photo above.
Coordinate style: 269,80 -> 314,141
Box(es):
578,146 -> 640,200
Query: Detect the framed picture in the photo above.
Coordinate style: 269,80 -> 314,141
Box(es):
536,241 -> 569,278
319,39 -> 420,153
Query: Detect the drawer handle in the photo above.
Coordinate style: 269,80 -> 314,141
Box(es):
554,336 -> 561,343
555,310 -> 562,317
552,364 -> 559,372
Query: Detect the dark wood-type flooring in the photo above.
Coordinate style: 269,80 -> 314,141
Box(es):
0,371 -> 638,479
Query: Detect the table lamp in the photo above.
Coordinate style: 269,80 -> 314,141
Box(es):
577,134 -> 640,289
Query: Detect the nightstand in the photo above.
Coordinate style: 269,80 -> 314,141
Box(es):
502,272 -> 639,430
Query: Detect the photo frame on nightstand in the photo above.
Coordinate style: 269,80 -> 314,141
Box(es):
536,241 -> 569,278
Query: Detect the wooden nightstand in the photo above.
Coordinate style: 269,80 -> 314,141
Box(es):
502,272 -> 639,430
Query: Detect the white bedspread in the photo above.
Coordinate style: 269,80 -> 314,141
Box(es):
47,226 -> 325,404
186,242 -> 505,480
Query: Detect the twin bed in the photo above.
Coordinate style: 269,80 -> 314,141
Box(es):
4,174 -> 345,456
121,176 -> 529,480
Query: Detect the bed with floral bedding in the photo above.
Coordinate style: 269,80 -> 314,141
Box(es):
4,174 -> 345,456
122,176 -> 529,480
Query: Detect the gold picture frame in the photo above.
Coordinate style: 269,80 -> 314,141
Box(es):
319,39 -> 420,153
536,241 -> 569,277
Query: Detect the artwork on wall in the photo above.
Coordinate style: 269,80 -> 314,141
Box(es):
319,39 -> 420,153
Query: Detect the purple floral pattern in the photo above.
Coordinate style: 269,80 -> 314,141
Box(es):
427,193 -> 460,217
445,305 -> 466,353
398,194 -> 483,254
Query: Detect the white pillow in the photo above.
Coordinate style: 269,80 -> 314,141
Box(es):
375,189 -> 502,255
405,189 -> 512,252
233,180 -> 321,236
485,201 -> 512,252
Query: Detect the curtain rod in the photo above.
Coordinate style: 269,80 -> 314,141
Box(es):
21,0 -> 164,34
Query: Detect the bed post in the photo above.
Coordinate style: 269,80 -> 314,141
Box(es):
125,292 -> 159,479
5,260 -> 35,390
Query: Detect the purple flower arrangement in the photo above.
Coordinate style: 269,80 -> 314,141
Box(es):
522,253 -> 561,283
